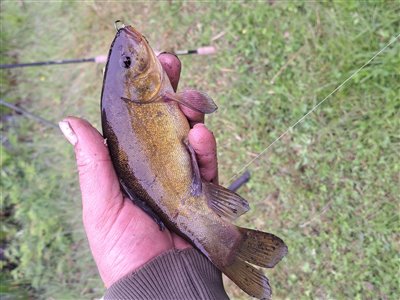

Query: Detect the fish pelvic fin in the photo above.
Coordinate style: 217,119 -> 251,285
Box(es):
237,227 -> 288,268
222,257 -> 272,300
204,182 -> 250,221
183,138 -> 202,196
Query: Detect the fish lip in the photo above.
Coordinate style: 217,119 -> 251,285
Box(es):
120,25 -> 143,42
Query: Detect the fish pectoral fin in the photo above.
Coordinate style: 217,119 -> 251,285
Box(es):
183,139 -> 202,196
222,257 -> 272,300
119,179 -> 166,231
162,90 -> 217,114
204,182 -> 250,221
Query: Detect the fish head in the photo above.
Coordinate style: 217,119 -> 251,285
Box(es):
115,26 -> 150,75
105,25 -> 163,103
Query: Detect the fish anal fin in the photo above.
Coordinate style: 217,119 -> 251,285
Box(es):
237,227 -> 288,268
222,257 -> 272,300
162,89 -> 217,114
204,182 -> 250,221
183,139 -> 202,196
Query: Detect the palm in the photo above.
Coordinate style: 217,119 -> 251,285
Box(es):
86,193 -> 187,287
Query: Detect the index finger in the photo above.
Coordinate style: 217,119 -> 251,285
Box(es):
157,53 -> 181,92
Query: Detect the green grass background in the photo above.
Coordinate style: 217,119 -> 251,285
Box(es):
1,1 -> 399,299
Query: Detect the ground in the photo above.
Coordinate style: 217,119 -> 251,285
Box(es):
1,1 -> 399,299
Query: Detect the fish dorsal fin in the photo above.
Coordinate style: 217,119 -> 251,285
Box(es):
204,182 -> 250,221
162,89 -> 218,114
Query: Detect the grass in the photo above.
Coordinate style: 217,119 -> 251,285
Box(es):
1,1 -> 399,299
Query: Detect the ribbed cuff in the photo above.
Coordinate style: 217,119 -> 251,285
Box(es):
104,248 -> 229,300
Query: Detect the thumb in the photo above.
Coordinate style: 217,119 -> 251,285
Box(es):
59,117 -> 123,224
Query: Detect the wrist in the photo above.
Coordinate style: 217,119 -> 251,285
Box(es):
104,248 -> 229,300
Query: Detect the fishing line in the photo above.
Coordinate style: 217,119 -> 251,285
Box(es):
228,33 -> 400,184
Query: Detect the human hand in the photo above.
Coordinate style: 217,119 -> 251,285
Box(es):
59,53 -> 218,288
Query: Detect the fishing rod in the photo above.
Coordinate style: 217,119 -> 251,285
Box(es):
0,57 -> 104,69
0,46 -> 217,69
228,171 -> 251,192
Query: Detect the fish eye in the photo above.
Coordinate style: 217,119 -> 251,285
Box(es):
121,55 -> 132,69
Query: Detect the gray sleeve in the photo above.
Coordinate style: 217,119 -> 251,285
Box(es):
104,248 -> 230,300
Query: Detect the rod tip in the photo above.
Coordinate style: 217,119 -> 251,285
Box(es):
197,46 -> 217,55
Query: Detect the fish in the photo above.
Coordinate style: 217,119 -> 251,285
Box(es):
101,23 -> 288,300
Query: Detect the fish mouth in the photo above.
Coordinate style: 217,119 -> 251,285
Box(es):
121,25 -> 143,42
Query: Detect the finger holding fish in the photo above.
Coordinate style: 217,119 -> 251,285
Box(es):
180,103 -> 205,127
157,52 -> 181,92
189,123 -> 218,184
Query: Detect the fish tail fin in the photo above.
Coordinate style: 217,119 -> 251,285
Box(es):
221,257 -> 272,300
237,227 -> 288,268
221,227 -> 287,299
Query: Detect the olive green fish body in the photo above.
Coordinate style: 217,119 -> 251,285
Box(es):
101,25 -> 287,299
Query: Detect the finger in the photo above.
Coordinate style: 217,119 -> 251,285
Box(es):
157,53 -> 204,126
179,105 -> 205,127
59,117 -> 123,222
188,123 -> 218,184
158,53 -> 181,92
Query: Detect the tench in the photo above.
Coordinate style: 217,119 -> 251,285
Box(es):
101,23 -> 287,299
